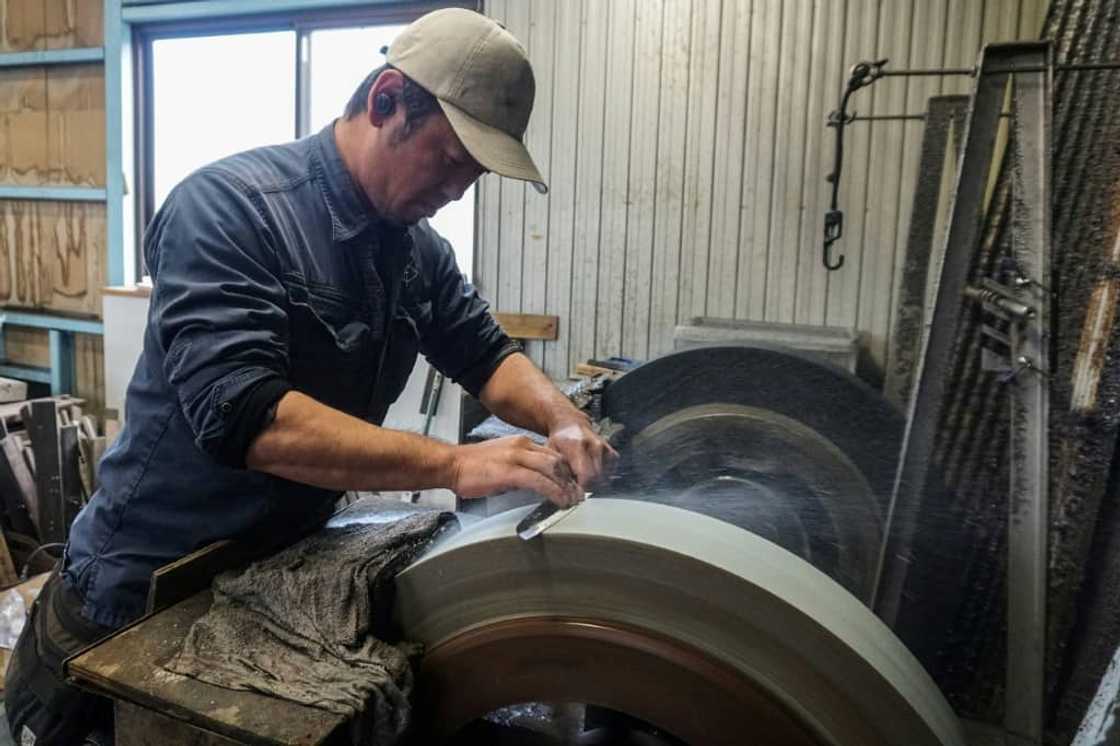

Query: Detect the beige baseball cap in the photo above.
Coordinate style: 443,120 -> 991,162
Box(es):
387,8 -> 547,194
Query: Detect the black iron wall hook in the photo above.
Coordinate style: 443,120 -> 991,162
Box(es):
823,58 -> 888,271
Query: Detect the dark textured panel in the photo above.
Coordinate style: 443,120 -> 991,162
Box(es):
904,1 -> 1120,742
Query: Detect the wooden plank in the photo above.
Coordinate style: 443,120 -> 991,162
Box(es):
46,64 -> 105,187
540,0 -> 580,378
518,0 -> 555,368
0,200 -> 106,316
765,0 -> 814,323
573,362 -> 625,381
705,0 -> 749,321
44,0 -> 104,49
743,0 -> 782,319
620,0 -> 663,360
146,539 -> 254,614
647,0 -> 691,359
102,283 -> 151,298
675,0 -> 720,323
491,312 -> 558,341
0,0 -> 47,53
793,0 -> 842,327
566,0 -> 608,372
593,0 -> 635,360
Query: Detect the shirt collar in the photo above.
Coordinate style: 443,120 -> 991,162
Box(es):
313,121 -> 376,243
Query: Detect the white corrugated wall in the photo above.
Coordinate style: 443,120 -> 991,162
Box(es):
476,0 -> 1049,380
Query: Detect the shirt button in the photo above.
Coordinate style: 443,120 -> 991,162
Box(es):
219,401 -> 233,415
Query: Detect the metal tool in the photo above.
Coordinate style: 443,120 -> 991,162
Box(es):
516,493 -> 589,540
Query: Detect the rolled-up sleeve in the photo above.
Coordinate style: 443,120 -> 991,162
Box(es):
146,168 -> 292,467
410,225 -> 520,397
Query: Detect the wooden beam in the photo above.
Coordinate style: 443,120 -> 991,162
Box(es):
492,312 -> 558,341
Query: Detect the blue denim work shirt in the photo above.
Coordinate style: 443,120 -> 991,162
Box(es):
63,123 -> 517,627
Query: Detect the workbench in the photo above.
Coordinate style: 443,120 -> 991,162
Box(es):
69,590 -> 345,745
65,497 -> 443,746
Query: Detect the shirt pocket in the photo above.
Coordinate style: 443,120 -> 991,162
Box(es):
283,273 -> 373,411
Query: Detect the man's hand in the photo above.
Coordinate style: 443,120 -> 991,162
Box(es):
449,436 -> 584,507
547,415 -> 619,490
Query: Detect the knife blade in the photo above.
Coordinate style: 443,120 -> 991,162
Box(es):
516,493 -> 590,540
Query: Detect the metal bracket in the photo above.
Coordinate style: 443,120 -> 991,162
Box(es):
873,45 -> 1053,744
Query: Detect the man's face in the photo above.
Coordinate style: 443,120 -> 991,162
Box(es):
376,112 -> 485,225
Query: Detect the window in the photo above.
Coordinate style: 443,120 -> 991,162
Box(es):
136,5 -> 475,279
149,31 -> 296,210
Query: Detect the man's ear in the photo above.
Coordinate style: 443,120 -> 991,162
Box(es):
368,69 -> 405,128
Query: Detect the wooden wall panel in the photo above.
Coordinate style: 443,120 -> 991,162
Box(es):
4,325 -> 47,366
479,0 -> 1049,381
0,64 -> 105,187
44,0 -> 104,49
46,64 -> 106,186
1,0 -> 102,52
1,0 -> 49,52
0,200 -> 105,316
0,66 -> 47,186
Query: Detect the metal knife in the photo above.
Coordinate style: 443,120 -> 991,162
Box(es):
516,493 -> 590,540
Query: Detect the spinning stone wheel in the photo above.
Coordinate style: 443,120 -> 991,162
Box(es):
395,500 -> 964,746
599,345 -> 903,599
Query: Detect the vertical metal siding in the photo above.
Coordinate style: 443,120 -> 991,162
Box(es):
478,0 -> 1048,380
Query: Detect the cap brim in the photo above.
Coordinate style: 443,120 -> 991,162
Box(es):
439,99 -> 548,194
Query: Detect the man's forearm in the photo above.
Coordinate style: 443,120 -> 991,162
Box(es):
245,387 -> 584,506
245,390 -> 456,492
478,352 -> 587,435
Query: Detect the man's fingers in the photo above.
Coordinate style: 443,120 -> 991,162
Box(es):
514,450 -> 581,505
521,469 -> 579,507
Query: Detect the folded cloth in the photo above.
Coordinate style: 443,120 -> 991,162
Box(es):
166,509 -> 453,746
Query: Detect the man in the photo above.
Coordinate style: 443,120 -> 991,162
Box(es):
6,8 -> 615,744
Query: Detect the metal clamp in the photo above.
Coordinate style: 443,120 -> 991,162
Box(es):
999,355 -> 1049,385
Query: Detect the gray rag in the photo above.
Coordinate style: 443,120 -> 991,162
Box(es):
165,509 -> 452,746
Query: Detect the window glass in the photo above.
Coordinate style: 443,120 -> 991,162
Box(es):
308,25 -> 475,280
151,31 -> 296,211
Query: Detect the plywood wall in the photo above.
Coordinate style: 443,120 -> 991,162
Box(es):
478,0 -> 1050,381
0,0 -> 106,412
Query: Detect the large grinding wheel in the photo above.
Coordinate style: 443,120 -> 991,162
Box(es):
599,345 -> 903,599
396,500 -> 965,746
